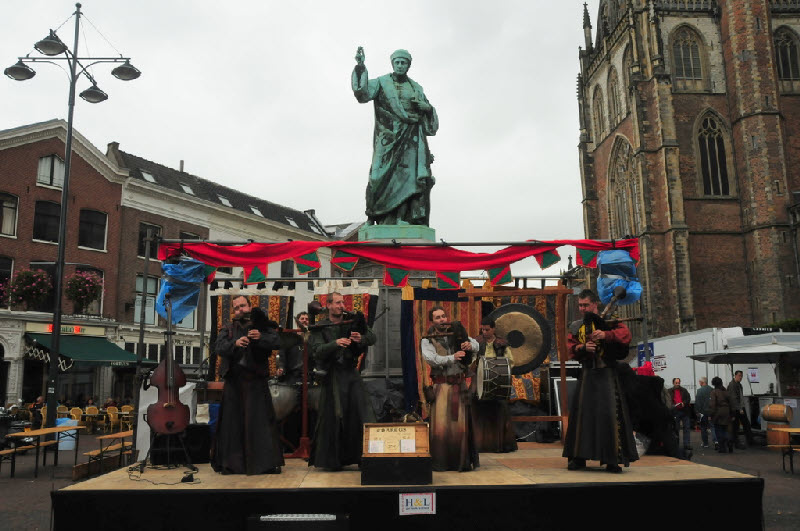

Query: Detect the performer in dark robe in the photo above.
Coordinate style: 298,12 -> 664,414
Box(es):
212,295 -> 284,475
471,317 -> 517,453
562,289 -> 638,473
308,292 -> 376,470
421,306 -> 480,471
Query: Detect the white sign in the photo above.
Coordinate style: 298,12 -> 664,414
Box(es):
399,493 -> 436,516
747,367 -> 759,383
785,398 -> 798,410
400,439 -> 416,453
368,440 -> 385,454
652,355 -> 667,372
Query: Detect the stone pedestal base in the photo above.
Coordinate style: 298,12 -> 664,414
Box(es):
358,224 -> 436,243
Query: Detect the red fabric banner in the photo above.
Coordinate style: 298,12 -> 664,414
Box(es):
158,238 -> 639,272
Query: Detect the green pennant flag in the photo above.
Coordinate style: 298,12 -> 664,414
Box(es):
295,251 -> 321,275
203,265 -> 217,283
244,265 -> 267,284
535,250 -> 561,270
383,267 -> 410,287
331,250 -> 359,272
576,248 -> 599,268
436,271 -> 461,290
487,265 -> 512,286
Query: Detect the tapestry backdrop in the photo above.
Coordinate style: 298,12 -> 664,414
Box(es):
401,288 -> 565,415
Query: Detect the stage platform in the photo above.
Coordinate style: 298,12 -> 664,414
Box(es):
52,442 -> 763,530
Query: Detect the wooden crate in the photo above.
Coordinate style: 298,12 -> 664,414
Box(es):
361,422 -> 431,485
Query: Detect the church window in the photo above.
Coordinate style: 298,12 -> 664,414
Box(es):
775,28 -> 800,93
608,139 -> 639,239
672,28 -> 702,79
697,115 -> 731,196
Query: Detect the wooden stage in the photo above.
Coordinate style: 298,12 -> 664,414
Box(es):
52,442 -> 763,530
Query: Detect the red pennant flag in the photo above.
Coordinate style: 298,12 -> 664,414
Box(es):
295,251 -> 321,275
331,250 -> 359,272
436,272 -> 460,290
535,249 -> 561,269
487,266 -> 512,285
243,265 -> 267,284
383,267 -> 410,287
576,248 -> 599,268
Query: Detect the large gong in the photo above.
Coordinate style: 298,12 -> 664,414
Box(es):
488,303 -> 552,375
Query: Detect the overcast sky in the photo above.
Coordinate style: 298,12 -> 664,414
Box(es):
1,0 -> 602,278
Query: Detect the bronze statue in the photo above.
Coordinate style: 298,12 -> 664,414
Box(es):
352,47 -> 438,226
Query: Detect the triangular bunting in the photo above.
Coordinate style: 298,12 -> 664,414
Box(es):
203,265 -> 217,283
295,251 -> 321,275
576,248 -> 599,268
243,265 -> 267,284
487,265 -> 512,286
535,250 -> 561,269
436,272 -> 460,290
383,267 -> 410,287
331,250 -> 359,272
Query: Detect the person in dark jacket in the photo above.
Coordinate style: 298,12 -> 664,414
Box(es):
694,376 -> 717,449
710,376 -> 733,453
212,295 -> 284,475
668,377 -> 692,450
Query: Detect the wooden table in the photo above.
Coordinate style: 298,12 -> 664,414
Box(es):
91,430 -> 134,473
81,412 -> 108,434
5,425 -> 85,478
769,426 -> 800,473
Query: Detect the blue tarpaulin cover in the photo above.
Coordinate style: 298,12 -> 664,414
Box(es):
156,258 -> 210,324
597,250 -> 642,306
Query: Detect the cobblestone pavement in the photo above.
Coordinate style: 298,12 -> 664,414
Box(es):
0,428 -> 797,530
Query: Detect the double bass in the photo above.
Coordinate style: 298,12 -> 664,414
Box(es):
146,294 -> 190,435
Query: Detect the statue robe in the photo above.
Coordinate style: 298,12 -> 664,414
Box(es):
352,66 -> 438,225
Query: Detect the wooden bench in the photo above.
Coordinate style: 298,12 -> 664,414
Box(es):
84,441 -> 133,474
0,445 -> 37,476
768,444 -> 800,473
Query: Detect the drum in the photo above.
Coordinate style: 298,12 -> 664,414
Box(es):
476,357 -> 512,401
269,381 -> 297,421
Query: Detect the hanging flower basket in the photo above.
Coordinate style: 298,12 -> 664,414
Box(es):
9,269 -> 52,311
65,271 -> 103,314
0,280 -> 8,307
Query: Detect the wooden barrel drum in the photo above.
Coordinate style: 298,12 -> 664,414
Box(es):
760,403 -> 793,424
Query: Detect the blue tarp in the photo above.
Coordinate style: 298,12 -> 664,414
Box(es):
156,258 -> 210,324
597,250 -> 642,305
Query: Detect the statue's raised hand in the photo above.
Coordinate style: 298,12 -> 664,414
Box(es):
355,46 -> 365,64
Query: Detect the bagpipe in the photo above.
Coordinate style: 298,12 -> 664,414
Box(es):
423,320 -> 472,367
577,287 -> 629,363
307,301 -> 369,371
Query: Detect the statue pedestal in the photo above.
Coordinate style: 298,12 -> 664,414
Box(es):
358,224 -> 436,243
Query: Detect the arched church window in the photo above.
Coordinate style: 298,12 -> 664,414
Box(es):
697,115 -> 731,196
622,45 -> 632,109
593,86 -> 606,141
775,28 -> 800,81
672,27 -> 702,80
608,68 -> 622,127
609,139 -> 639,239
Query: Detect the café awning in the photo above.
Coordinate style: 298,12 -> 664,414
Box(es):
25,333 -> 138,365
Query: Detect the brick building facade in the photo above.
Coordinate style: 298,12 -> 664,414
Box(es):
0,120 -> 330,406
577,0 -> 800,342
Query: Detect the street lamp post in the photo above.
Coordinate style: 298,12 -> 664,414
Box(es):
5,3 -> 140,430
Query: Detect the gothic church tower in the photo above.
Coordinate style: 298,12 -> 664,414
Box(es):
577,0 -> 800,339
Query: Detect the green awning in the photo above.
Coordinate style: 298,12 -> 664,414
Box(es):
25,333 -> 138,365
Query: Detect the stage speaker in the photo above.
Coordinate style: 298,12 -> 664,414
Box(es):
150,424 -> 211,465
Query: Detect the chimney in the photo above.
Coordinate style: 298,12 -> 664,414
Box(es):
179,160 -> 184,172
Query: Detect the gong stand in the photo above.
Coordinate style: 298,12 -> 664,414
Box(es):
433,285 -> 573,441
